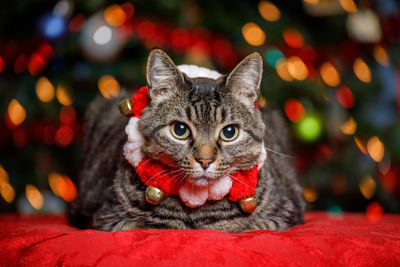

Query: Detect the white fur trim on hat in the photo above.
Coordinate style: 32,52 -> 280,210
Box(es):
178,64 -> 223,80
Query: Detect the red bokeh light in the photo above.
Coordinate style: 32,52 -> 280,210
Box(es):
69,14 -> 86,32
55,125 -> 74,147
284,99 -> 306,122
37,42 -> 54,62
336,85 -> 354,109
14,54 -> 27,73
283,28 -> 304,48
0,56 -> 5,73
12,127 -> 27,148
121,2 -> 135,19
60,106 -> 76,125
366,202 -> 383,223
28,53 -> 46,75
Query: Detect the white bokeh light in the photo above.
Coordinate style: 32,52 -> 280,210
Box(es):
93,25 -> 112,45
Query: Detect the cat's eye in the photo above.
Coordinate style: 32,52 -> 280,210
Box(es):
171,122 -> 191,139
220,125 -> 239,141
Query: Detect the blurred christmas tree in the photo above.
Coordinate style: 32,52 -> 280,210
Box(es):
0,0 -> 399,218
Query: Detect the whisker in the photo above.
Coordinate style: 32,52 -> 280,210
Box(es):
227,174 -> 257,191
264,146 -> 294,158
147,169 -> 182,186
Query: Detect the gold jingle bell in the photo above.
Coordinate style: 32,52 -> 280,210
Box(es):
119,98 -> 133,116
145,186 -> 165,205
238,196 -> 257,213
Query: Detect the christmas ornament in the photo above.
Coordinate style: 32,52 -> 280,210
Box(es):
122,65 -> 266,210
119,98 -> 133,116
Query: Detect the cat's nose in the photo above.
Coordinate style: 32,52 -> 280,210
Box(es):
195,157 -> 214,169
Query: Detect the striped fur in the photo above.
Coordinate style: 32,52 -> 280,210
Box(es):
67,51 -> 305,232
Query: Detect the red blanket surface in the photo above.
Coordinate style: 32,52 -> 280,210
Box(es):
1,212 -> 399,266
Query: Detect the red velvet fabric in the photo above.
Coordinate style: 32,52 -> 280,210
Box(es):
1,212 -> 400,266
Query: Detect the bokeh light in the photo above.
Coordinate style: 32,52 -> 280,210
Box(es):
340,117 -> 357,135
284,99 -> 306,122
104,4 -> 127,27
373,45 -> 389,66
336,85 -> 354,108
1,183 -> 15,203
303,188 -> 318,202
93,25 -> 112,45
98,75 -> 120,99
367,136 -> 384,162
354,136 -> 367,154
14,54 -> 27,73
56,85 -> 73,106
339,0 -> 357,13
48,173 -> 77,202
265,49 -> 284,67
286,56 -> 309,80
366,202 -> 383,223
41,14 -> 66,39
359,175 -> 376,200
59,106 -> 76,125
303,0 -> 320,4
26,185 -> 44,210
0,56 -> 5,73
69,14 -> 86,32
296,114 -> 322,142
28,53 -> 46,75
283,28 -> 304,48
353,58 -> 371,83
8,99 -> 26,126
320,62 -> 340,87
258,1 -> 281,22
275,58 -> 293,81
36,77 -> 55,103
55,125 -> 74,147
242,22 -> 266,46
0,166 -> 14,204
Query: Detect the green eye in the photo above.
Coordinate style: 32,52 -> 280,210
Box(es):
171,122 -> 190,139
220,125 -> 239,141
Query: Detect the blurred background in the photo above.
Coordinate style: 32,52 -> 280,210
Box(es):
0,0 -> 399,221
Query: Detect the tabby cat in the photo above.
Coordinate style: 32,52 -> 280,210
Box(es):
67,49 -> 305,232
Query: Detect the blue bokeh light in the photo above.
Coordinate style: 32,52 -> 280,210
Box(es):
38,14 -> 66,40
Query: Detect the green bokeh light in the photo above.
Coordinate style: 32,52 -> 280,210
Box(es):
296,114 -> 322,142
265,49 -> 284,67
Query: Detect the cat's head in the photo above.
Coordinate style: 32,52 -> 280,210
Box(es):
138,49 -> 265,186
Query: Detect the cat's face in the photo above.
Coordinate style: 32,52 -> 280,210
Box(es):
138,49 -> 265,186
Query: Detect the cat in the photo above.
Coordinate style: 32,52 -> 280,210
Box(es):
67,49 -> 305,232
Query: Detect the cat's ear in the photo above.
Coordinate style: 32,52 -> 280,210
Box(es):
146,49 -> 184,104
225,52 -> 263,106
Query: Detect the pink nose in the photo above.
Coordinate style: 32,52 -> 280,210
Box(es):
196,158 -> 213,169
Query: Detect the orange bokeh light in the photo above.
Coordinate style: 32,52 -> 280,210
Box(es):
286,56 -> 309,80
98,75 -> 120,99
340,117 -> 357,135
258,1 -> 281,22
104,5 -> 127,27
8,99 -> 26,126
320,62 -> 340,87
367,136 -> 384,162
353,58 -> 371,83
373,45 -> 389,66
242,22 -> 266,47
